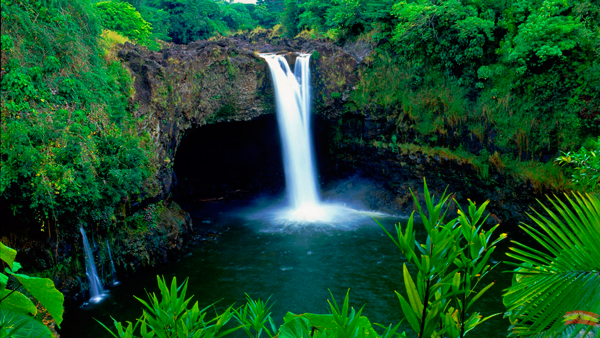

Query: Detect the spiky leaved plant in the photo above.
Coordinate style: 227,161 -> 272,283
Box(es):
504,193 -> 600,337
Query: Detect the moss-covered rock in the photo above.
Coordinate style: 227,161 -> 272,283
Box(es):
117,35 -> 361,199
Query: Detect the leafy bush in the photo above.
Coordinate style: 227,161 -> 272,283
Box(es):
96,1 -> 152,43
0,0 -> 153,231
379,179 -> 505,337
100,276 -> 403,338
556,137 -> 600,191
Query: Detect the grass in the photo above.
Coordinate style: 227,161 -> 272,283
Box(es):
100,29 -> 130,61
366,139 -> 571,192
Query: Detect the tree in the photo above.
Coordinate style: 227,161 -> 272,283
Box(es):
282,0 -> 302,37
391,0 -> 500,86
96,1 -> 153,43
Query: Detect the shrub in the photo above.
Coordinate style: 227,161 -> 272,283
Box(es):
379,179 -> 506,337
96,1 -> 152,43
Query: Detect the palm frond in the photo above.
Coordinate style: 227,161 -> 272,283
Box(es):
504,193 -> 600,337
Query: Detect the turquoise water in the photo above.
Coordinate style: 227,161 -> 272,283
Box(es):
59,199 -> 511,337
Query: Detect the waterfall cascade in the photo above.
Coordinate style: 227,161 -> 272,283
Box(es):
80,228 -> 105,303
261,53 -> 324,221
260,52 -> 386,225
106,239 -> 118,285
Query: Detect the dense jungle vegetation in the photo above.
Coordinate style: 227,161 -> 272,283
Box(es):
2,0 -> 599,235
284,0 -> 600,191
1,0 -> 599,336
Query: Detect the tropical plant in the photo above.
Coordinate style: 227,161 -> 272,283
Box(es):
0,0 -> 153,232
503,193 -> 600,337
234,294 -> 276,338
378,179 -> 505,337
556,137 -> 600,191
270,290 -> 402,338
0,241 -> 65,338
101,277 -> 405,338
99,275 -> 242,338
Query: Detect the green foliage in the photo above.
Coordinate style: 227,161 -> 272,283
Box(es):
294,0 -> 598,185
0,309 -> 54,338
234,294 -> 276,338
391,0 -> 499,87
5,270 -> 65,327
503,193 -> 600,337
294,0 -> 396,40
102,278 -> 405,338
331,0 -> 600,187
0,0 -> 153,230
221,4 -> 258,31
127,0 -> 277,45
137,5 -> 171,42
556,137 -> 600,191
99,276 -> 242,338
96,1 -> 152,43
282,0 -> 301,38
0,34 -> 13,51
255,0 -> 284,28
0,242 -> 64,337
0,243 -> 16,271
378,179 -> 505,337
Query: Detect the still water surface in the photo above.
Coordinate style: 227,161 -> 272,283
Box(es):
60,199 -> 511,337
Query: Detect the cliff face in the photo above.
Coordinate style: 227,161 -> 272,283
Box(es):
119,35 -> 556,226
118,36 -> 359,198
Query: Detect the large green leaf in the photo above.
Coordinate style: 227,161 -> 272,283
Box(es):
282,312 -> 378,338
279,316 -> 312,338
0,273 -> 7,292
0,308 -> 53,338
0,243 -> 16,271
0,290 -> 37,316
396,292 -> 420,334
504,193 -> 600,337
5,273 -> 64,327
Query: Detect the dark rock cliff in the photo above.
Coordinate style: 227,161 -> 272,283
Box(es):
118,35 -> 359,199
119,34 -> 557,228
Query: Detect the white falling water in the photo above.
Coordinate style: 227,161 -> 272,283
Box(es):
262,53 -> 326,222
106,239 -> 119,285
80,228 -> 105,303
259,52 -> 388,226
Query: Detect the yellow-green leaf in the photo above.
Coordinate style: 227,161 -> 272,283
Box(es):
396,291 -> 420,334
0,242 -> 16,270
0,289 -> 37,316
403,263 -> 424,316
8,273 -> 64,327
0,273 -> 7,292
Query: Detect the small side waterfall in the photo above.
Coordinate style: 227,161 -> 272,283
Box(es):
80,228 -> 105,303
106,239 -> 118,285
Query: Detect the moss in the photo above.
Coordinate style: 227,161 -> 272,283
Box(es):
207,103 -> 238,124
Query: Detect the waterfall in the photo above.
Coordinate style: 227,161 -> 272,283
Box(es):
80,228 -> 105,303
258,52 -> 387,226
262,53 -> 324,221
106,239 -> 118,285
